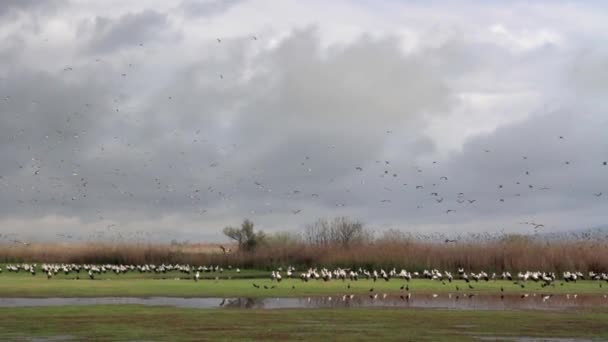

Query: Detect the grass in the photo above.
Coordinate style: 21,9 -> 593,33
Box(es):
0,270 -> 607,298
0,305 -> 606,341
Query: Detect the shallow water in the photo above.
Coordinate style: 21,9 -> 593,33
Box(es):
0,293 -> 606,310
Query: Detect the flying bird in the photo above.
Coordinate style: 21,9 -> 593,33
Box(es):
446,209 -> 455,214
292,209 -> 302,215
594,193 -> 602,197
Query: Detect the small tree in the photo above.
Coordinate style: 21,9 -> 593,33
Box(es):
223,219 -> 265,252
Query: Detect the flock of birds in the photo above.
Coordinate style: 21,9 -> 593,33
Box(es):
270,266 -> 608,286
2,262 -> 607,287
0,262 -> 239,280
1,34 -> 608,246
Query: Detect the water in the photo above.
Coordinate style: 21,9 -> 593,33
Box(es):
0,293 -> 606,310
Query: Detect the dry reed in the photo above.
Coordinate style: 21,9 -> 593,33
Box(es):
1,238 -> 607,273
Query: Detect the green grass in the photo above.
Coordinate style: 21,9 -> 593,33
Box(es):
0,271 -> 607,298
0,305 -> 606,341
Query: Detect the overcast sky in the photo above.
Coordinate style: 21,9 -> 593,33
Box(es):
1,0 -> 607,242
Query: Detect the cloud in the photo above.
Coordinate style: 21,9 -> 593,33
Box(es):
178,0 -> 244,17
83,10 -> 179,54
0,0 -> 65,18
0,1 -> 607,242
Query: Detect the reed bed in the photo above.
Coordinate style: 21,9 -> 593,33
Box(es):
1,237 -> 607,273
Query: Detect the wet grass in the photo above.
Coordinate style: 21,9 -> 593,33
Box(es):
0,272 -> 606,298
0,305 -> 606,341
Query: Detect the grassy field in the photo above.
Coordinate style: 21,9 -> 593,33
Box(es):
0,270 -> 606,298
0,305 -> 606,341
1,268 -> 606,341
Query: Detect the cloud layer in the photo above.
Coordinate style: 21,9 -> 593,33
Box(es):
0,0 -> 607,242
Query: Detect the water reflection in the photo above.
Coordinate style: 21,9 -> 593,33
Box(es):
0,294 -> 606,310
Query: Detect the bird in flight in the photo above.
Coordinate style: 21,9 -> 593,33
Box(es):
440,176 -> 448,181
355,167 -> 363,171
292,209 -> 302,214
446,209 -> 455,214
217,38 -> 221,43
594,193 -> 602,197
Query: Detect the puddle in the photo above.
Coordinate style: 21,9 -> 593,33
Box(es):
0,294 -> 606,310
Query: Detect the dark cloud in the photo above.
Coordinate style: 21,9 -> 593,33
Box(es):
0,0 -> 65,18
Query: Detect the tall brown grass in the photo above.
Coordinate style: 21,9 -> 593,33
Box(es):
2,237 -> 607,273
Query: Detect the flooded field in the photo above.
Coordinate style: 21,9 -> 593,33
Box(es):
1,293 -> 606,310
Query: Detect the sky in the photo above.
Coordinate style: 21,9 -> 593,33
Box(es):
0,0 -> 607,243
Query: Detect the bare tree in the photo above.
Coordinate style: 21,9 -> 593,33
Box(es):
304,217 -> 367,247
332,217 -> 365,247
